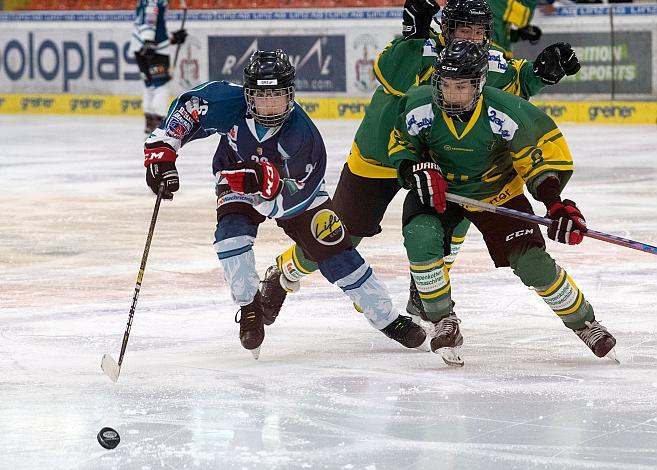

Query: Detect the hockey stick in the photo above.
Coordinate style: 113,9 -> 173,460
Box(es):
101,183 -> 166,383
172,0 -> 188,69
445,193 -> 657,256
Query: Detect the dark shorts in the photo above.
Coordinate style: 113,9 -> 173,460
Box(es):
331,164 -> 402,238
135,52 -> 171,87
465,194 -> 545,267
216,185 -> 353,262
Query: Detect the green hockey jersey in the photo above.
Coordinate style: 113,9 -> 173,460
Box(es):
389,85 -> 572,207
346,34 -> 545,179
488,0 -> 538,57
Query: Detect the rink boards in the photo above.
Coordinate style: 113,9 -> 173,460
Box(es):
0,93 -> 656,124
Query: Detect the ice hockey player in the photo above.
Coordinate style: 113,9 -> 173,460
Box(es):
131,0 -> 187,135
259,0 -> 580,329
487,0 -> 545,58
389,39 -> 617,361
142,49 -> 430,358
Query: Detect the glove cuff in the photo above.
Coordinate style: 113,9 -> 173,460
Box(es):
144,145 -> 177,166
260,161 -> 282,200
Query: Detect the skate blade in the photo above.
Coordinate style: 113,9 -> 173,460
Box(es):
415,335 -> 431,352
250,346 -> 262,360
434,347 -> 464,367
605,348 -> 620,365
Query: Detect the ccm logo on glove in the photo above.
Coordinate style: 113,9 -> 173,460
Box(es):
221,161 -> 283,201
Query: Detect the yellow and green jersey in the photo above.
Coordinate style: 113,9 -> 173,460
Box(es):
347,34 -> 545,180
488,0 -> 538,57
389,85 -> 573,206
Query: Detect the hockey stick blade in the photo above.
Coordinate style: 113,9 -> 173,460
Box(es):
101,354 -> 121,383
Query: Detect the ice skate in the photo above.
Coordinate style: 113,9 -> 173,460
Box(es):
381,314 -> 430,351
575,320 -> 619,363
260,265 -> 299,326
429,313 -> 464,367
235,293 -> 265,359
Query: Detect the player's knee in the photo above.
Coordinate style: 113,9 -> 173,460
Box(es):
317,248 -> 364,284
403,215 -> 445,260
509,245 -> 557,288
214,213 -> 257,243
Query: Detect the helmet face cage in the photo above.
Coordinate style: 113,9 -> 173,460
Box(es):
244,85 -> 295,128
442,18 -> 492,47
431,40 -> 488,116
431,71 -> 486,116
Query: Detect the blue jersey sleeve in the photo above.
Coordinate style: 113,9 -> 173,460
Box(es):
145,81 -> 248,155
254,108 -> 329,219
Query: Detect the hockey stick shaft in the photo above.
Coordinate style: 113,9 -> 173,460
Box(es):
172,0 -> 188,68
117,183 -> 165,368
445,193 -> 657,255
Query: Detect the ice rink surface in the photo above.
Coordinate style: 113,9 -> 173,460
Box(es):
2,115 -> 657,469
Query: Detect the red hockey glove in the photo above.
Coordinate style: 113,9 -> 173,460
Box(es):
547,199 -> 587,245
144,145 -> 178,199
408,162 -> 448,213
221,161 -> 282,200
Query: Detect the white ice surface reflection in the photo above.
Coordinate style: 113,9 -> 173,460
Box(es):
1,116 -> 657,470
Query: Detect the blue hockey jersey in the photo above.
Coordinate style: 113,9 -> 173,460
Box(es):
145,81 -> 329,220
130,0 -> 170,55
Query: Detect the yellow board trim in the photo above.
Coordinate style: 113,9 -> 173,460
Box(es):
2,95 -> 657,125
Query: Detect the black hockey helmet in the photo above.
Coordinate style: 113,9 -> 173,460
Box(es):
440,0 -> 493,46
243,49 -> 296,127
432,39 -> 489,115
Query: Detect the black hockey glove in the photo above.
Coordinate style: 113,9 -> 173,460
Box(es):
533,42 -> 580,85
170,29 -> 188,45
137,40 -> 157,59
146,161 -> 179,200
402,0 -> 441,39
517,24 -> 542,44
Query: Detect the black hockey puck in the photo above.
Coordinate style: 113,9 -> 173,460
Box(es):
97,427 -> 120,449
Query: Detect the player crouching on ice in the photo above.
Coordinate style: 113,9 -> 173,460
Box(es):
142,49 -> 431,358
388,40 -> 617,363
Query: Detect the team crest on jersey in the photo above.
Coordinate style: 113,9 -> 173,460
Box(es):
406,103 -> 434,136
488,106 -> 518,141
311,209 -> 345,246
166,115 -> 192,140
488,50 -> 508,73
